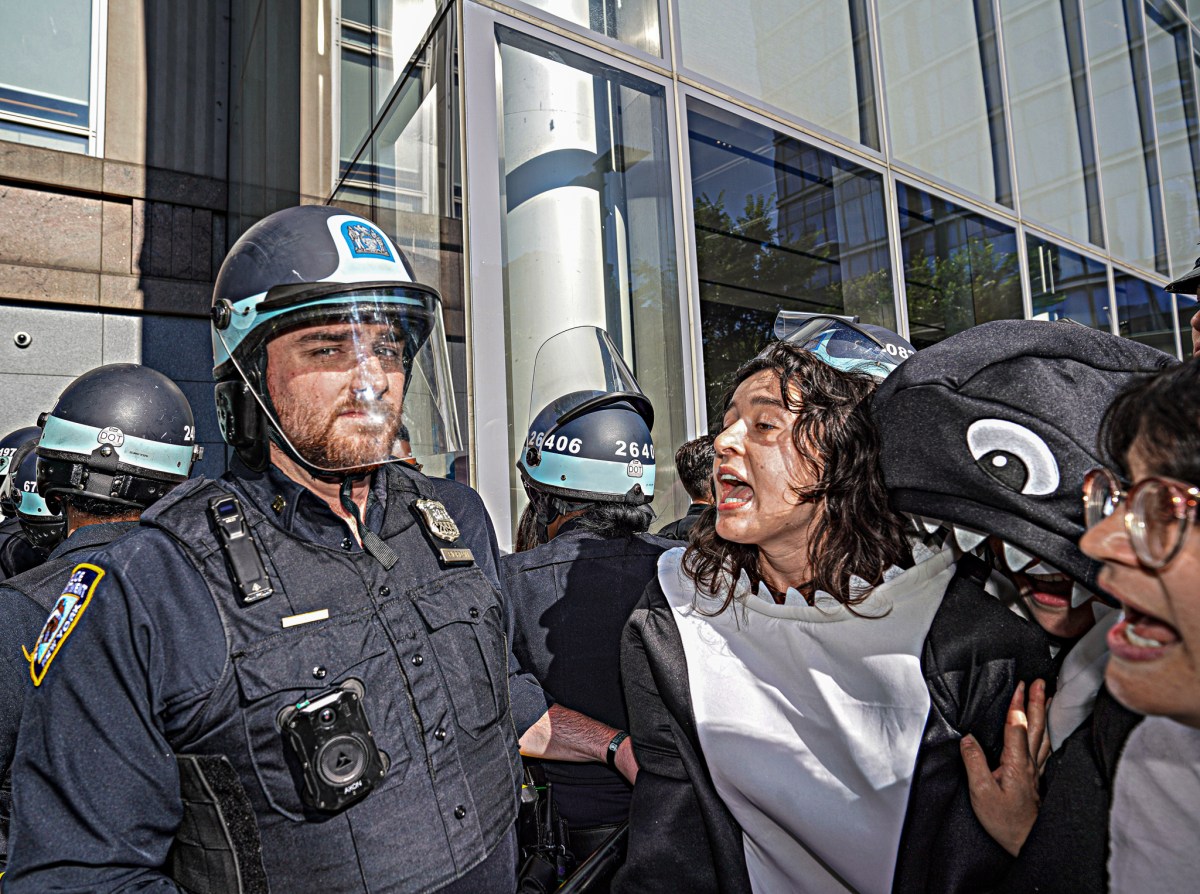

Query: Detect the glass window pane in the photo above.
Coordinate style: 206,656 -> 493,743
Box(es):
0,119 -> 87,153
0,0 -> 91,129
878,0 -> 1012,205
1144,0 -> 1200,279
897,183 -> 1022,348
1026,235 -> 1111,330
373,0 -> 442,111
1000,0 -> 1101,244
332,15 -> 467,479
1114,272 -> 1178,354
496,27 -> 686,525
688,101 -> 895,422
518,0 -> 661,56
1084,0 -> 1164,271
677,0 -> 877,149
340,47 -> 373,176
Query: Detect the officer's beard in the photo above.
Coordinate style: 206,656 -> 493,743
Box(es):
275,392 -> 403,474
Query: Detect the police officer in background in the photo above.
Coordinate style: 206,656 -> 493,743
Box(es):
503,327 -> 672,863
0,364 -> 201,872
655,434 -> 715,541
6,206 -> 633,893
0,426 -> 45,581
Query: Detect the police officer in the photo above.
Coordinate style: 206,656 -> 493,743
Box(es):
503,327 -> 671,865
6,206 -> 633,893
0,427 -> 44,581
0,364 -> 200,873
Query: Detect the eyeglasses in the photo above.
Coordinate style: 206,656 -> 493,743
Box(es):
1082,466 -> 1200,569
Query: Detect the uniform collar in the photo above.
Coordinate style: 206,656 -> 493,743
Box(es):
227,457 -> 389,549
49,520 -> 140,560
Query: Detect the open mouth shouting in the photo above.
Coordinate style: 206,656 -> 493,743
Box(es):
1108,602 -> 1181,662
718,467 -> 753,510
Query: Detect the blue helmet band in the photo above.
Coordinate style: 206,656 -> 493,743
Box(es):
213,285 -> 438,378
39,415 -> 198,479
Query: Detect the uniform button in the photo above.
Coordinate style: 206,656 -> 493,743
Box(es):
454,805 -> 466,819
312,666 -> 327,680
434,727 -> 447,740
468,607 -> 479,619
379,586 -> 391,597
412,654 -> 424,667
341,537 -> 353,550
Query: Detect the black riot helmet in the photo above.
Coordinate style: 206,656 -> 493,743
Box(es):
36,364 -> 203,512
0,425 -> 42,518
210,205 -> 461,474
4,440 -> 65,551
516,327 -> 656,511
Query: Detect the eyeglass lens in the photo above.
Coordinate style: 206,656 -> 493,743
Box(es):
1129,481 -> 1187,567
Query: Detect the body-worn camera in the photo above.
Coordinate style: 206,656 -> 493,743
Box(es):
276,679 -> 388,812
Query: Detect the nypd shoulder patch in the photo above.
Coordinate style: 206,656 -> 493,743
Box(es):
24,563 -> 105,686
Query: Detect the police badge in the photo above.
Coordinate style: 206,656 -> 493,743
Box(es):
413,499 -> 473,566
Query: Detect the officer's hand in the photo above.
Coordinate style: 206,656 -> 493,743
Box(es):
960,680 -> 1048,857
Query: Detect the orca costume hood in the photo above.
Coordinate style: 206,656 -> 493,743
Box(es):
872,320 -> 1175,594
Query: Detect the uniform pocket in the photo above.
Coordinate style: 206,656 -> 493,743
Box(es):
408,566 -> 508,738
232,609 -> 411,820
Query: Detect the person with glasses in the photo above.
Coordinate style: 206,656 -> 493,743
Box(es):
1080,358 -> 1200,891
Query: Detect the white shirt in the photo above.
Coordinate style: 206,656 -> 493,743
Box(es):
1108,716 -> 1200,892
660,547 -> 957,894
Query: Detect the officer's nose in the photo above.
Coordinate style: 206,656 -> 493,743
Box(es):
352,353 -> 390,398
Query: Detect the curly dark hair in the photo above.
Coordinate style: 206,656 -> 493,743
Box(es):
684,342 -> 911,614
674,435 -> 716,502
1099,357 -> 1200,484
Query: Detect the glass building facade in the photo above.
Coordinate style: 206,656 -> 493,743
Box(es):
334,0 -> 1200,542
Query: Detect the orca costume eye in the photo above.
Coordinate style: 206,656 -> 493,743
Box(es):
966,419 -> 1060,496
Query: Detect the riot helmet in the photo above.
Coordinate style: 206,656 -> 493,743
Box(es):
211,205 -> 461,474
37,364 -> 203,511
4,440 -> 65,551
517,326 -> 656,509
773,311 -> 915,380
0,425 -> 41,518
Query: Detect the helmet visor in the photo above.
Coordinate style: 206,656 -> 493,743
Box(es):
773,312 -> 904,379
216,289 -> 461,472
527,326 -> 651,428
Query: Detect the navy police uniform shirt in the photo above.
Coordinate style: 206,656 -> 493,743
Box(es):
0,517 -> 46,583
502,523 -> 674,827
6,460 -> 546,893
0,520 -> 138,871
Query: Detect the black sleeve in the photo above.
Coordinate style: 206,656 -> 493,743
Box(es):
5,559 -> 186,893
612,588 -> 751,894
893,557 -> 1057,894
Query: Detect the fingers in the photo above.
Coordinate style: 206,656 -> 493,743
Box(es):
960,734 -> 996,792
1025,679 -> 1048,752
1001,683 -> 1033,772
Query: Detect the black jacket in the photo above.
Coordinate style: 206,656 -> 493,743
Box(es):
615,555 -> 1055,894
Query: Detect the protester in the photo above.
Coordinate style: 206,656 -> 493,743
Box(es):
872,318 -> 1172,891
656,435 -> 714,540
615,332 -> 1050,893
1080,357 -> 1200,891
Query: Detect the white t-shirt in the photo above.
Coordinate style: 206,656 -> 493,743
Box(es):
1108,715 -> 1200,892
660,547 -> 957,894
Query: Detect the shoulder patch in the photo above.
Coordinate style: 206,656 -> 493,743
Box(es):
24,563 -> 105,686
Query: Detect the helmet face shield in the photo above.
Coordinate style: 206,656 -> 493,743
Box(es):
526,326 -> 651,427
773,312 -> 914,380
216,289 -> 461,472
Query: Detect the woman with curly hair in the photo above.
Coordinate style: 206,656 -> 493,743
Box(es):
614,332 -> 1051,894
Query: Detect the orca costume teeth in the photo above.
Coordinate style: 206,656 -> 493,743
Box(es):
951,525 -> 987,554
